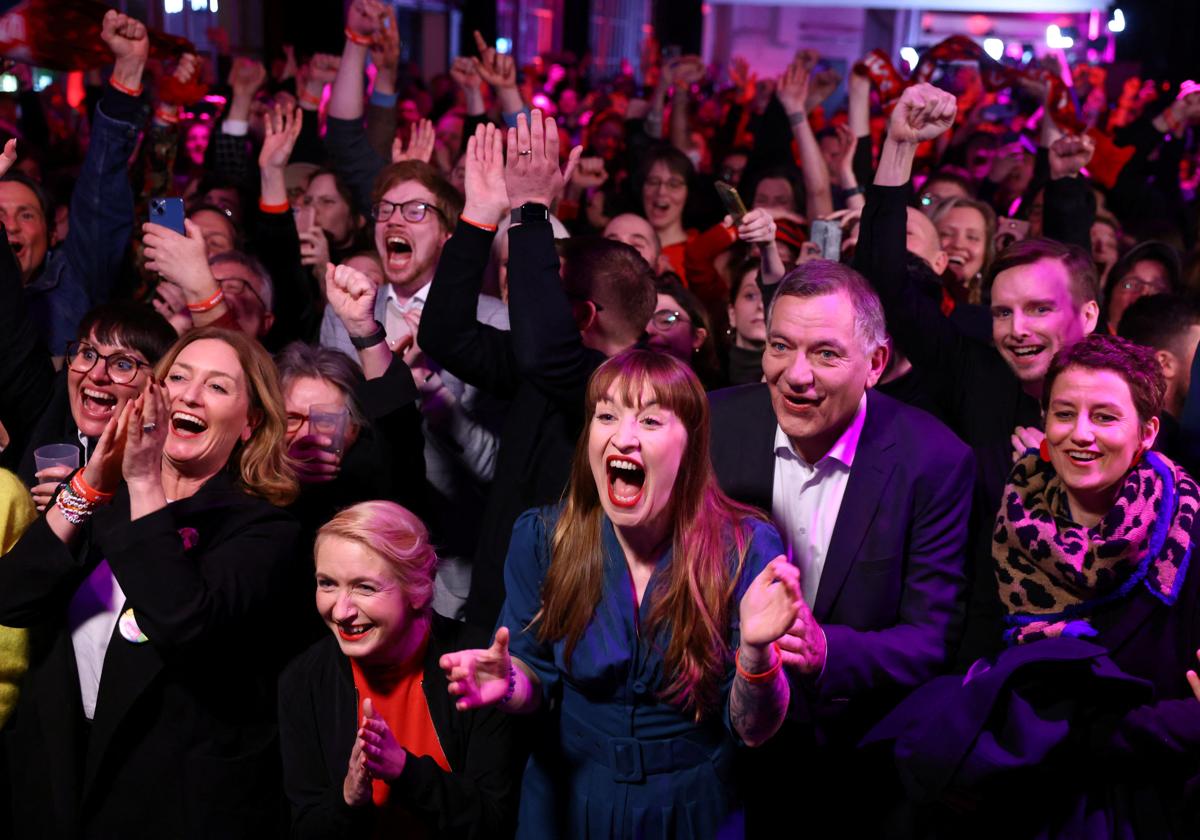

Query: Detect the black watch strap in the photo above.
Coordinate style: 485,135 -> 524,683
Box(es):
349,321 -> 387,350
511,202 -> 549,225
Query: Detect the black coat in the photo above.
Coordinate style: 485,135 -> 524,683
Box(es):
0,472 -> 300,838
418,220 -> 607,628
278,615 -> 523,839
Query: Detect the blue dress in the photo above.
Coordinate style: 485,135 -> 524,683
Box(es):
498,505 -> 784,839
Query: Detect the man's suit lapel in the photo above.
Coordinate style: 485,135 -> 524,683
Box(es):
741,385 -> 778,512
813,392 -> 898,622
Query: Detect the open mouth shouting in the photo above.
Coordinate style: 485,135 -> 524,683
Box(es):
171,410 -> 208,438
385,231 -> 413,273
606,455 -> 646,508
80,387 -> 119,421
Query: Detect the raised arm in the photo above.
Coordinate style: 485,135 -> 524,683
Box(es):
503,111 -> 595,401
777,52 -> 833,220
1042,133 -> 1097,251
417,122 -> 521,396
473,31 -> 526,124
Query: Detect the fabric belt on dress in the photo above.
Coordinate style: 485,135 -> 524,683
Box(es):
560,709 -> 728,784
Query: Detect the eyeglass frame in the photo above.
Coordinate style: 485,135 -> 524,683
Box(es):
643,176 -> 687,192
64,340 -> 153,385
217,276 -> 269,311
1117,277 -> 1168,294
370,199 -> 446,224
649,309 -> 692,331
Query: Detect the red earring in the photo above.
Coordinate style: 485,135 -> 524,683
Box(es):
1039,438 -> 1051,462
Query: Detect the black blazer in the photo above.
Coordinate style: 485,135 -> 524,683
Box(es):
709,384 -> 975,724
0,472 -> 300,838
710,384 -> 975,836
278,615 -> 523,839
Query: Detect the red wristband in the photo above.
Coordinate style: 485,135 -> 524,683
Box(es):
186,287 -> 225,313
154,104 -> 180,125
344,27 -> 373,46
109,76 -> 143,98
459,213 -> 498,232
259,198 -> 291,214
70,471 -> 114,504
299,89 -> 323,108
735,643 -> 783,685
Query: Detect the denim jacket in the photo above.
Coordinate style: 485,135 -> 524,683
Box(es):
24,88 -> 143,357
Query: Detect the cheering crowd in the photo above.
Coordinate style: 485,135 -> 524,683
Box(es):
0,1 -> 1199,837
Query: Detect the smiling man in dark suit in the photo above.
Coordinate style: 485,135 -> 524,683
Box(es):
709,260 -> 975,836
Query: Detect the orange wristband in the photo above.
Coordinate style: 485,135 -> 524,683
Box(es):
70,471 -> 114,504
459,213 -> 498,232
259,198 -> 291,214
344,27 -> 373,46
186,287 -> 225,313
735,643 -> 783,685
109,76 -> 143,97
299,88 -> 323,108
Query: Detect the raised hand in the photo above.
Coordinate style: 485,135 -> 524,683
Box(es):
887,83 -> 957,145
440,627 -> 514,711
258,104 -> 303,170
342,729 -> 373,807
0,138 -> 18,180
462,122 -> 509,225
358,698 -> 408,781
174,53 -> 201,86
346,0 -> 386,39
472,30 -> 517,91
739,557 -> 803,650
1048,133 -> 1095,180
228,57 -> 267,101
122,382 -> 170,486
288,434 -> 342,484
80,399 -> 134,496
142,220 -> 217,300
776,54 -> 812,115
308,53 -> 341,87
368,3 -> 401,84
391,118 -> 435,164
1186,650 -> 1200,701
100,10 -> 149,63
734,208 -> 777,245
505,109 -> 583,209
570,155 -> 608,190
450,55 -> 481,91
671,56 -> 706,87
325,262 -> 379,338
298,229 -> 331,272
807,66 -> 842,113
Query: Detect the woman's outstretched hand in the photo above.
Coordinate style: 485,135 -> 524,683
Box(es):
739,556 -> 803,649
440,626 -> 513,710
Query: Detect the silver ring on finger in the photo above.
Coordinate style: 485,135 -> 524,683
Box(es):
518,149 -> 533,156
142,423 -> 157,434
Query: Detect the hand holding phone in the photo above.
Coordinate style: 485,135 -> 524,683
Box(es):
149,197 -> 186,235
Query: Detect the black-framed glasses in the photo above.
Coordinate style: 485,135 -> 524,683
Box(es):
649,309 -> 690,331
218,277 -> 268,310
370,199 -> 444,224
65,341 -> 151,385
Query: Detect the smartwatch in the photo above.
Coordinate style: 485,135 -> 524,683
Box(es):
511,202 -> 550,225
349,321 -> 387,350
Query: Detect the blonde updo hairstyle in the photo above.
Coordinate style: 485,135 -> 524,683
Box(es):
315,501 -> 438,612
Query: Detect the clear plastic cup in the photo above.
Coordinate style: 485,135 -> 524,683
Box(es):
33,443 -> 80,474
308,404 -> 349,456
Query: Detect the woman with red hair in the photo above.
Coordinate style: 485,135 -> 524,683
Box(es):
441,349 -> 801,838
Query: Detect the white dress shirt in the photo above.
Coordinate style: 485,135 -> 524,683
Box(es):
68,560 -> 124,720
771,395 -> 868,606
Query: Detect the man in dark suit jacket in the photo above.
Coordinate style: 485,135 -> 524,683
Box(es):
709,260 -> 975,837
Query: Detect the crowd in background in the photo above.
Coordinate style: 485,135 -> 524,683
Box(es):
0,0 -> 1198,837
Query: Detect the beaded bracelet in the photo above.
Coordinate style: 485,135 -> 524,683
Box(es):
735,643 -> 783,685
55,483 -> 96,526
187,288 -> 225,313
498,663 -> 517,708
344,27 -> 373,46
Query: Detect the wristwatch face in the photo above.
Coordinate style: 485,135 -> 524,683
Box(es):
513,202 -> 549,224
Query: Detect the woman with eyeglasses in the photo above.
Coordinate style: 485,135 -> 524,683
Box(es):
646,275 -> 723,389
0,327 -> 301,836
1101,240 -> 1180,335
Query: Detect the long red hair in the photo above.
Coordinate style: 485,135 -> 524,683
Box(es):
536,350 -> 763,720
